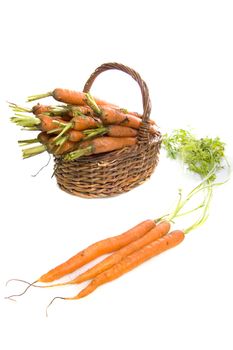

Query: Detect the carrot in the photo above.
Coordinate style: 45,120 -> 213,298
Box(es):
67,105 -> 157,125
79,136 -> 136,153
37,220 -> 156,283
33,104 -> 72,121
71,115 -> 102,131
63,129 -> 86,142
66,107 -> 155,131
27,89 -> 112,107
68,106 -> 94,117
54,126 -> 137,146
21,136 -> 77,159
47,221 -> 170,288
96,106 -> 156,131
36,114 -> 67,132
64,136 -> 137,161
115,107 -> 156,125
66,230 -> 185,300
32,104 -> 54,115
105,125 -> 138,137
26,90 -> 155,122
37,131 -> 50,144
10,113 -> 69,132
98,106 -> 142,128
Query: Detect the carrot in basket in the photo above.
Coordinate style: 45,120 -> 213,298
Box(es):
64,136 -> 137,161
71,115 -> 102,131
105,125 -> 138,137
27,89 -> 111,107
67,105 -> 156,124
67,126 -> 137,142
17,131 -> 50,148
44,221 -> 170,288
114,107 -> 156,125
37,115 -> 68,132
26,90 -> 156,124
96,106 -> 156,130
79,135 -> 137,153
10,113 -> 68,132
98,106 -> 141,128
37,220 -> 156,283
32,104 -> 56,115
21,136 -> 77,159
32,104 -> 72,121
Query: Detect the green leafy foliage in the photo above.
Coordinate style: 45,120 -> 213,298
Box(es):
162,129 -> 225,181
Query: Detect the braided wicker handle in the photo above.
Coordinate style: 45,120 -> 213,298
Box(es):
83,62 -> 152,123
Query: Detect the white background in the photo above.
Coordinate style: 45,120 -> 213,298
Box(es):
1,1 -> 233,349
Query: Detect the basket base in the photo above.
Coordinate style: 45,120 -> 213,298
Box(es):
54,136 -> 161,198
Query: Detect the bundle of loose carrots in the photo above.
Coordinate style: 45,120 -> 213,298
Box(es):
9,88 -> 157,160
6,129 -> 230,315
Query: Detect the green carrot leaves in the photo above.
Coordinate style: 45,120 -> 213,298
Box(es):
162,129 -> 225,181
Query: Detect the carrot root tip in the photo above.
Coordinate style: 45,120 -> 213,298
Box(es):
46,296 -> 66,317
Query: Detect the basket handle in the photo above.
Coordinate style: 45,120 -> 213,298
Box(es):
83,62 -> 151,124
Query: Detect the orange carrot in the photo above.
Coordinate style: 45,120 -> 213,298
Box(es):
56,126 -> 138,144
37,114 -> 68,132
115,107 -> 156,125
80,136 -> 136,153
71,115 -> 102,131
38,220 -> 156,283
53,140 -> 77,155
32,104 -> 53,115
22,134 -> 78,159
37,131 -> 50,144
105,125 -> 138,137
67,230 -> 185,300
64,129 -> 86,142
97,106 -> 156,130
64,136 -> 136,160
67,105 -> 157,125
27,90 -> 156,124
99,106 -> 141,128
68,106 -> 94,117
27,89 -> 112,107
47,221 -> 170,287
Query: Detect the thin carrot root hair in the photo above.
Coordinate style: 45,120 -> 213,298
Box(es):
46,296 -> 67,317
5,279 -> 40,300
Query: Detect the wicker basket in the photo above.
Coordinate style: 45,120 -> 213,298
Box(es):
54,62 -> 162,198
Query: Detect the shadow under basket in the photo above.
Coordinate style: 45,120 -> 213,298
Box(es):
53,62 -> 162,198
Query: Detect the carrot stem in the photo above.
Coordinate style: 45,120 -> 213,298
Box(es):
18,138 -> 39,146
22,145 -> 46,159
21,126 -> 39,131
11,114 -> 40,127
63,146 -> 93,161
47,127 -> 64,134
184,185 -> 213,234
27,92 -> 53,102
85,93 -> 101,115
70,107 -> 86,117
51,122 -> 73,143
82,126 -> 107,139
8,102 -> 32,113
54,136 -> 68,146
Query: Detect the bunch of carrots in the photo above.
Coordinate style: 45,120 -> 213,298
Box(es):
10,88 -> 157,161
7,219 -> 183,315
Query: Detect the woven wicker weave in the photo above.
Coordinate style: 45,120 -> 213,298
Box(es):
54,62 -> 162,198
